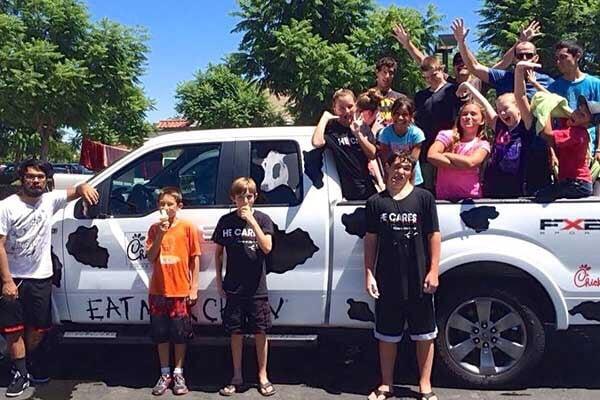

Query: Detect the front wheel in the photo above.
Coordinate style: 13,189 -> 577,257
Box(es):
436,287 -> 545,388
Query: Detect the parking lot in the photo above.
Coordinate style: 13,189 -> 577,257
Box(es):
1,327 -> 599,399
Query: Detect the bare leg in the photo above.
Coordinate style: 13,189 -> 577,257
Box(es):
415,339 -> 435,394
173,344 -> 186,369
255,333 -> 269,384
7,332 -> 26,360
231,334 -> 243,383
24,328 -> 45,354
368,340 -> 397,400
157,343 -> 170,370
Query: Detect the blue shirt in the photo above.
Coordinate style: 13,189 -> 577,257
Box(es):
378,124 -> 426,185
548,74 -> 600,110
488,68 -> 554,97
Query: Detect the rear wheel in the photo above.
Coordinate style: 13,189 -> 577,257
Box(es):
436,287 -> 545,388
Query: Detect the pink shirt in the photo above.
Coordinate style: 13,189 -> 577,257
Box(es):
434,130 -> 491,200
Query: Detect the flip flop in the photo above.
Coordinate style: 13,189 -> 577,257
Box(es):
258,381 -> 276,397
367,388 -> 394,400
219,381 -> 242,396
420,392 -> 438,400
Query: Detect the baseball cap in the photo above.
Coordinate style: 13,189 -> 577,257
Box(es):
578,95 -> 600,124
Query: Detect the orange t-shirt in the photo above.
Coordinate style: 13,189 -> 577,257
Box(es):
146,219 -> 202,297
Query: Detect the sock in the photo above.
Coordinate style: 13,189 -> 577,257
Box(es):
173,367 -> 183,376
13,358 -> 28,378
160,367 -> 170,377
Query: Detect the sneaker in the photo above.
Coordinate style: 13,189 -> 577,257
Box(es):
6,371 -> 30,397
27,360 -> 50,384
152,375 -> 172,396
172,374 -> 189,395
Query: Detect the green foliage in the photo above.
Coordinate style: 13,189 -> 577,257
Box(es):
175,64 -> 284,129
0,0 -> 153,160
478,0 -> 600,75
231,0 -> 441,123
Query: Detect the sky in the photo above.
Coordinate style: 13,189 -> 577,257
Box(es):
85,0 -> 482,123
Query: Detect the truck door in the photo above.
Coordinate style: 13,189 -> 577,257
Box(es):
61,142 -> 236,324
233,138 -> 328,325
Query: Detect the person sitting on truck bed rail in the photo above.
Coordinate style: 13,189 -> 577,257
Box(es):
364,150 -> 441,400
377,96 -> 425,187
312,89 -> 378,200
0,159 -> 98,397
427,97 -> 491,200
213,177 -> 277,397
145,186 -> 201,396
521,62 -> 600,200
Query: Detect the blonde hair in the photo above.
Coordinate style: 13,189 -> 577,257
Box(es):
229,176 -> 258,198
496,92 -> 517,105
450,101 -> 487,147
332,88 -> 355,105
158,186 -> 183,204
420,56 -> 443,72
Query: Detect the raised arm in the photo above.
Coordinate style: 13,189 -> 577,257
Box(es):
456,82 -> 498,128
311,111 -> 338,148
452,18 -> 490,83
351,116 -> 377,160
392,23 -> 426,65
492,21 -> 542,70
514,61 -> 539,129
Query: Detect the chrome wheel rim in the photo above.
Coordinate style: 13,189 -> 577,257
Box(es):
445,297 -> 527,376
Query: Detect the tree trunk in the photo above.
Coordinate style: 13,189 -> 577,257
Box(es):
38,124 -> 54,162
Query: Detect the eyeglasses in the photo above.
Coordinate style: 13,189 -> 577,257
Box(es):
515,52 -> 536,60
24,174 -> 46,181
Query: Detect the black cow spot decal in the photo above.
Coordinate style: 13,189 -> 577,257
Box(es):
303,148 -> 324,189
346,298 -> 375,322
341,207 -> 367,238
51,247 -> 62,288
460,206 -> 499,233
569,301 -> 600,322
66,226 -> 109,269
267,224 -> 319,274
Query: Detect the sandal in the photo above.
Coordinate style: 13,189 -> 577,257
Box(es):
219,381 -> 243,396
420,392 -> 438,400
367,387 -> 394,400
258,381 -> 277,397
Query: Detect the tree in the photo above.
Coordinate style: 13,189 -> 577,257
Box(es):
0,0 -> 153,161
230,0 -> 441,123
478,0 -> 600,76
175,64 -> 284,129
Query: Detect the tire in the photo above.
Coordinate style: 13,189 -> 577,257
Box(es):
436,286 -> 545,388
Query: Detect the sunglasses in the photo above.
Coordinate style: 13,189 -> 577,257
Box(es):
515,52 -> 536,60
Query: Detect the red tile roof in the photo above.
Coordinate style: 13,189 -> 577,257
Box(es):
156,118 -> 192,130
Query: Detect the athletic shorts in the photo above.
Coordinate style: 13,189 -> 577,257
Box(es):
0,277 -> 53,334
221,296 -> 272,334
374,293 -> 437,343
149,295 -> 193,344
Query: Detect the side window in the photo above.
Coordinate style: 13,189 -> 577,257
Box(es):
250,140 -> 302,206
108,144 -> 221,217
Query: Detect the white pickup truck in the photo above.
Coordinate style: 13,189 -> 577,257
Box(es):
39,127 -> 600,387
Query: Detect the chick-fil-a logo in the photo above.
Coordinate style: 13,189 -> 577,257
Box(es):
574,264 -> 600,288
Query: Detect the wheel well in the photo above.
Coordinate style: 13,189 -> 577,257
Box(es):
439,261 -> 556,325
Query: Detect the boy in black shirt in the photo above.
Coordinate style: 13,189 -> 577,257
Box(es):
213,177 -> 276,397
312,89 -> 377,200
364,151 -> 441,400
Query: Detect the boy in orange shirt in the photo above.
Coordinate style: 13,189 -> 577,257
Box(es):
146,187 -> 201,396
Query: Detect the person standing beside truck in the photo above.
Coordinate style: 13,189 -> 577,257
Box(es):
213,177 -> 277,397
145,186 -> 201,396
312,89 -> 378,201
0,159 -> 98,397
364,151 -> 441,400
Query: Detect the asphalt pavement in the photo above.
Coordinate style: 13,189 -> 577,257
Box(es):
1,327 -> 599,399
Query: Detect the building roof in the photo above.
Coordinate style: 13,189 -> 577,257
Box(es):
156,118 -> 193,130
